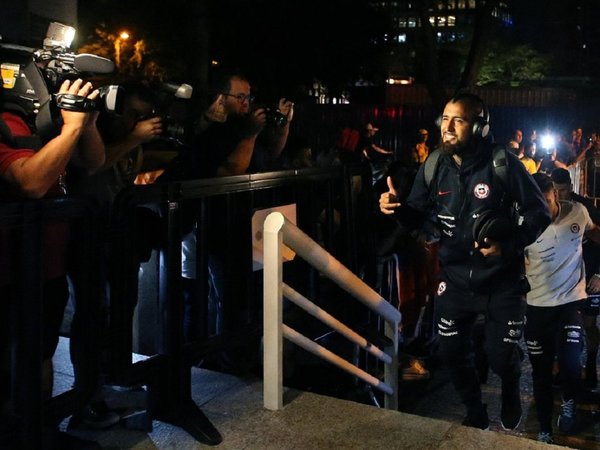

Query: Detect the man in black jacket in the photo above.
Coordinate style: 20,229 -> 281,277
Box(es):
380,93 -> 551,430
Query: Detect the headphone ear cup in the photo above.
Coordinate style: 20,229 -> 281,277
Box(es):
472,117 -> 490,139
435,115 -> 442,128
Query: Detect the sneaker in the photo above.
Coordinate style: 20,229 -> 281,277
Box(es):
537,431 -> 554,444
462,403 -> 489,430
401,359 -> 430,381
557,397 -> 576,434
69,401 -> 120,430
500,381 -> 522,430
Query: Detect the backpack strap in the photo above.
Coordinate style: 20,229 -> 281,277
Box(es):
424,146 -> 509,189
0,114 -> 43,151
491,145 -> 508,189
423,149 -> 441,189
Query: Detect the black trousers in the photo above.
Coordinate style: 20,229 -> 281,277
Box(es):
525,301 -> 584,433
434,279 -> 525,414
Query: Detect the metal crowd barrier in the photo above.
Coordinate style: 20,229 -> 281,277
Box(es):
107,164 -> 375,444
574,157 -> 600,203
0,163 -> 377,446
263,212 -> 401,411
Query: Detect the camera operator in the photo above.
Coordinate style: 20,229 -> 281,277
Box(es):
538,134 -> 574,174
70,80 -> 163,206
0,78 -> 105,448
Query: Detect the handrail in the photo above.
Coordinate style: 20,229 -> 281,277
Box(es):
263,212 -> 400,411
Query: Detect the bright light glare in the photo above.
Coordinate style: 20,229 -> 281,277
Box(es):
64,27 -> 76,47
119,31 -> 130,40
541,134 -> 555,149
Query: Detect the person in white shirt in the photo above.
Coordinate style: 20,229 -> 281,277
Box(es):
525,173 -> 600,443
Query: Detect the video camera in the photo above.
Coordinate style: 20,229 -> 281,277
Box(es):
0,22 -> 119,141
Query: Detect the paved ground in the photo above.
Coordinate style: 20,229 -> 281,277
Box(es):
51,336 -> 600,449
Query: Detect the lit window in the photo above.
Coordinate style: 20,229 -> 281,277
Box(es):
436,0 -> 444,10
468,0 -> 476,8
448,15 -> 455,26
396,34 -> 407,43
448,0 -> 456,8
408,17 -> 416,27
429,16 -> 436,25
399,16 -> 406,27
458,0 -> 465,8
437,16 -> 446,26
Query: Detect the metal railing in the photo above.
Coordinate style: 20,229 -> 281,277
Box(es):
263,212 -> 401,411
573,157 -> 600,203
1,163 -> 376,447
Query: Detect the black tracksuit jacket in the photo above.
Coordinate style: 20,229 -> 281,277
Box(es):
395,141 -> 551,294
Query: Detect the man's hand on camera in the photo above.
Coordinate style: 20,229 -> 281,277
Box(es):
475,238 -> 502,257
247,108 -> 267,135
379,176 -> 401,215
132,116 -> 163,143
278,98 -> 294,123
59,79 -> 99,130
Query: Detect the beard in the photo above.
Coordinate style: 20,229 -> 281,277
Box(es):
440,141 -> 463,155
440,138 -> 474,156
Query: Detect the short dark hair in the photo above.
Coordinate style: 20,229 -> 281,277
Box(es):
550,168 -> 572,185
448,92 -> 486,118
532,172 -> 554,193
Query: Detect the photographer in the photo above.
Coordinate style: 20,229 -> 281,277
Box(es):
1,77 -> 105,448
537,133 -> 574,174
179,72 -> 293,178
70,80 -> 163,206
160,72 -> 294,346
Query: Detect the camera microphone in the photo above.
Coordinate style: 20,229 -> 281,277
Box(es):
72,53 -> 115,74
161,82 -> 193,99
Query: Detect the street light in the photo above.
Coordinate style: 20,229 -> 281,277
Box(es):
114,30 -> 130,68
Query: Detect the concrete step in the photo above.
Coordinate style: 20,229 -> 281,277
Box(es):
62,367 -> 570,449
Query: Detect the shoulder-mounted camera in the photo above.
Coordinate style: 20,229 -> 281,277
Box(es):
1,22 -> 118,141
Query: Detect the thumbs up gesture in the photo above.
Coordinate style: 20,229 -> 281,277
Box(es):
379,176 -> 401,215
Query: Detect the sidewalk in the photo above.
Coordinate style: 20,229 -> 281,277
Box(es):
52,338 -> 582,449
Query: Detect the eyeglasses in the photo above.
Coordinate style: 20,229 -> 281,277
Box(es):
222,93 -> 255,103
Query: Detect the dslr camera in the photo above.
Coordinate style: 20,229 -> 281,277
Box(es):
0,22 -> 120,140
138,82 -> 193,146
252,103 -> 288,128
263,107 -> 288,127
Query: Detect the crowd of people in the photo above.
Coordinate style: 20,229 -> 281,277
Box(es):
2,47 -> 600,449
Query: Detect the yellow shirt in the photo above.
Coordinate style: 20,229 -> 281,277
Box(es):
519,156 -> 537,174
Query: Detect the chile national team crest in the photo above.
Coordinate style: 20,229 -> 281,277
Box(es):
474,183 -> 490,199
